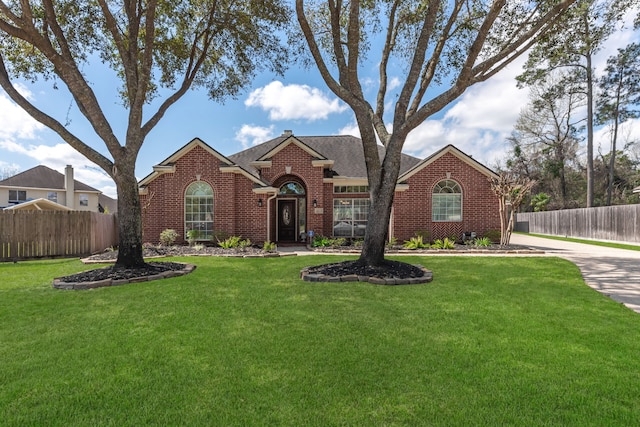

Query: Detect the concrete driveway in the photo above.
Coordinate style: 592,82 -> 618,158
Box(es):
511,233 -> 640,313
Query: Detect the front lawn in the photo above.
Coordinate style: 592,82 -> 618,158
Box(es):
1,256 -> 639,426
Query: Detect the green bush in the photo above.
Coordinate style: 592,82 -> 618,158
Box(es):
483,229 -> 501,243
262,241 -> 277,252
386,236 -> 398,247
218,236 -> 242,249
186,229 -> 200,246
403,235 -> 429,249
431,237 -> 455,249
415,229 -> 431,242
474,237 -> 492,247
159,229 -> 178,246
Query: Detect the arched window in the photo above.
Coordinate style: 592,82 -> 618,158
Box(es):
432,179 -> 462,222
279,181 -> 305,195
185,181 -> 214,241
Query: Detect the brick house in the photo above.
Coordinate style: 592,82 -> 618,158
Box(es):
139,131 -> 500,245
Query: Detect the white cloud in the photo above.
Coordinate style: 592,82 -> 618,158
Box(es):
594,118 -> 640,154
404,61 -> 529,166
1,140 -> 116,197
0,91 -> 44,140
245,81 -> 347,121
235,124 -> 276,149
337,121 -> 360,138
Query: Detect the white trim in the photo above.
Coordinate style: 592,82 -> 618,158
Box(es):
219,166 -> 269,186
250,160 -> 272,168
399,145 -> 498,182
4,198 -> 73,211
256,136 -> 329,162
312,159 -> 334,168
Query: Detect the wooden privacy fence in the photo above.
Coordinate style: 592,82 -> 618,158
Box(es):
516,205 -> 640,244
0,210 -> 118,261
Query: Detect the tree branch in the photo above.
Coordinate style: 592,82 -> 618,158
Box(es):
0,54 -> 114,174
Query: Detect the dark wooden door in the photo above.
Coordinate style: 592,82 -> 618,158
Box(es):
278,200 -> 297,242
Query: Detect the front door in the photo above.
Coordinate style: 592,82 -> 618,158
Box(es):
278,200 -> 297,242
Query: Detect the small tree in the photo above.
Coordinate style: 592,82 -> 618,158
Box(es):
490,174 -> 536,245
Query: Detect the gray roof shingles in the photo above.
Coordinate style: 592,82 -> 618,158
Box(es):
0,165 -> 100,192
228,135 -> 422,180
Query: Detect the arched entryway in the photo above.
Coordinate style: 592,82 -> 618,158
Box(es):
275,178 -> 307,243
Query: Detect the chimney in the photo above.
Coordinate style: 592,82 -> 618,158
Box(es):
282,130 -> 293,137
65,165 -> 74,208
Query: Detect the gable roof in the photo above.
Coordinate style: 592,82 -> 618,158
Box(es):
139,137 -> 270,188
229,134 -> 422,179
3,198 -> 73,211
398,144 -> 498,182
0,165 -> 100,192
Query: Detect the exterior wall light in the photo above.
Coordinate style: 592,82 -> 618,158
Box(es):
313,199 -> 317,208
258,198 -> 263,207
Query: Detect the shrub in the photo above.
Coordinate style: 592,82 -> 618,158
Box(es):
238,238 -> 252,249
403,235 -> 429,249
386,236 -> 398,247
218,235 -> 242,249
353,238 -> 365,248
431,237 -> 455,249
474,237 -> 492,247
483,229 -> 502,243
186,229 -> 200,246
159,229 -> 178,246
312,235 -> 332,247
311,235 -> 348,248
262,241 -> 277,252
415,229 -> 431,241
331,237 -> 347,247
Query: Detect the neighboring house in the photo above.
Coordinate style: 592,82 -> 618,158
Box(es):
139,131 -> 500,245
0,165 -> 116,212
3,198 -> 73,211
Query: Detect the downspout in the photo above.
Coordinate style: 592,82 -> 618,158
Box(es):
266,191 -> 278,242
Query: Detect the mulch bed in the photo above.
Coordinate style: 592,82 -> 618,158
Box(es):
58,261 -> 187,283
304,260 -> 425,279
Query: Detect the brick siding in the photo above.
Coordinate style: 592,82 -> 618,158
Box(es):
141,142 -> 500,245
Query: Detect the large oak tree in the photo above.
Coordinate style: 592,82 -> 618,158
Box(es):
296,0 -> 579,266
0,0 -> 288,267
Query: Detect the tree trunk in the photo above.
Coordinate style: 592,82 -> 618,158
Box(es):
606,122 -> 620,206
114,163 -> 145,268
584,18 -> 595,208
357,127 -> 403,267
359,188 -> 394,266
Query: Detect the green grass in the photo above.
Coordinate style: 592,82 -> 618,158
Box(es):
2,255 -> 640,426
521,232 -> 640,252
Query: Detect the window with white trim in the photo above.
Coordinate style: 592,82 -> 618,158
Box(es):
185,182 -> 214,241
333,199 -> 370,237
79,194 -> 89,207
432,180 -> 462,222
47,192 -> 58,203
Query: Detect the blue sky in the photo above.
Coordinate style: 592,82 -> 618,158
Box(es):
1,17 -> 638,199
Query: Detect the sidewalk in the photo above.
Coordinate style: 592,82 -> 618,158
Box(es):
510,234 -> 640,313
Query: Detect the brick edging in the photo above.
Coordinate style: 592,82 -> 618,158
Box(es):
52,263 -> 197,290
300,264 -> 433,285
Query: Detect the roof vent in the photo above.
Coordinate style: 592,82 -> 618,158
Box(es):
282,130 -> 293,137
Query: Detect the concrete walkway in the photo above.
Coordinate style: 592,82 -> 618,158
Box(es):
510,234 -> 640,313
